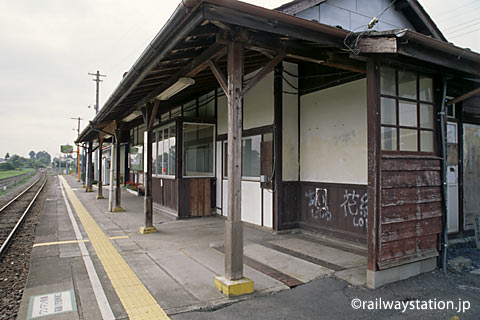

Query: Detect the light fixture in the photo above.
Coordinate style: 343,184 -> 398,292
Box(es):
156,77 -> 195,100
122,110 -> 142,122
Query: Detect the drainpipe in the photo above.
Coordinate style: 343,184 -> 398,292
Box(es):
440,78 -> 448,273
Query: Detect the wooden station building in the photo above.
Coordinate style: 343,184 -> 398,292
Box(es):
76,0 -> 480,288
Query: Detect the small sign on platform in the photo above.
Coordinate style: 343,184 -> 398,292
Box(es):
27,290 -> 76,319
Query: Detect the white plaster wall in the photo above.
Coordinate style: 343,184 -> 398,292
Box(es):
243,71 -> 274,130
217,93 -> 228,135
263,189 -> 273,228
216,141 -> 222,213
222,180 -> 263,226
300,79 -> 367,184
282,62 -> 299,181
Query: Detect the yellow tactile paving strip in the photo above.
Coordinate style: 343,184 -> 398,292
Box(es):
59,176 -> 169,320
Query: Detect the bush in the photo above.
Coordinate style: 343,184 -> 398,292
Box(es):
0,162 -> 15,171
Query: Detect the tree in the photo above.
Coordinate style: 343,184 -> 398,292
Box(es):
4,153 -> 9,160
29,151 -> 36,159
36,151 -> 51,166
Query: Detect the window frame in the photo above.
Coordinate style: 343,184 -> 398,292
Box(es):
152,123 -> 176,179
182,122 -> 216,178
223,134 -> 263,181
380,67 -> 436,154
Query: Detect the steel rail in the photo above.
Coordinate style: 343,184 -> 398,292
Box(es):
0,175 -> 41,214
0,176 -> 47,257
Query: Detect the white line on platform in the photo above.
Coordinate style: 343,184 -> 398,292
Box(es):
59,178 -> 115,320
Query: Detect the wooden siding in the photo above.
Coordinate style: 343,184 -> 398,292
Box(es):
379,155 -> 443,269
299,182 -> 368,242
178,178 -> 213,217
152,178 -> 177,211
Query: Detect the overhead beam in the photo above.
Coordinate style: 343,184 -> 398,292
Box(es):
208,59 -> 228,95
135,43 -> 227,108
243,52 -> 285,95
447,87 -> 480,106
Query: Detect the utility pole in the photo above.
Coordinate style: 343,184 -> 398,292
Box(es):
71,117 -> 83,182
88,70 -> 106,183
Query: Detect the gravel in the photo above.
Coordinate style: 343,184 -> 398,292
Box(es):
0,174 -> 49,320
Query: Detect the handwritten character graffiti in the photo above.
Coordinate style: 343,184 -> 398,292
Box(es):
340,189 -> 368,228
306,188 -> 332,222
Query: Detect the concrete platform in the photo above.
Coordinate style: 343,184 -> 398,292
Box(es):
17,175 -> 367,319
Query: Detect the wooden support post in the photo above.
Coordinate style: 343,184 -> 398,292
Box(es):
140,101 -> 158,234
86,141 -> 93,192
366,58 -> 381,286
273,64 -> 283,231
225,41 -> 244,281
113,127 -> 124,212
97,136 -> 104,199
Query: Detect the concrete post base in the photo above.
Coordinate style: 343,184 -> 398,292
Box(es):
112,207 -> 124,212
139,226 -> 157,234
86,187 -> 93,192
367,257 -> 436,289
96,196 -> 105,200
215,276 -> 254,298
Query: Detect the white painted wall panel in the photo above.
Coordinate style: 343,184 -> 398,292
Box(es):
282,62 -> 299,181
241,181 -> 262,225
216,141 -> 222,213
217,94 -> 228,135
263,189 -> 273,228
300,79 -> 367,184
243,72 -> 274,130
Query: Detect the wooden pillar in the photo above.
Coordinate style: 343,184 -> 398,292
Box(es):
140,101 -> 158,233
86,141 -> 93,192
273,64 -> 283,231
366,58 -> 381,275
114,127 -> 123,211
225,41 -> 244,281
97,136 -> 104,199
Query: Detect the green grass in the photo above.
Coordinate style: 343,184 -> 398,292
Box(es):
0,168 -> 34,179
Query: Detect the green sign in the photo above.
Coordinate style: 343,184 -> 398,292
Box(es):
61,145 -> 74,153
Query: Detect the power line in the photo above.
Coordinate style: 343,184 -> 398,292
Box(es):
446,22 -> 480,35
449,27 -> 480,39
443,17 -> 480,32
435,0 -> 479,19
437,3 -> 480,23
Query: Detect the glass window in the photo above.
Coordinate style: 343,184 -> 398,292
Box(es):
420,131 -> 434,152
398,71 -> 417,99
381,98 -> 396,125
168,127 -> 176,176
420,104 -> 434,129
381,127 -> 397,151
380,67 -> 434,153
152,132 -> 157,175
380,67 -> 395,96
419,77 -> 433,102
242,136 -> 261,178
400,129 -> 418,151
399,101 -> 417,127
183,123 -> 215,177
223,135 -> 262,179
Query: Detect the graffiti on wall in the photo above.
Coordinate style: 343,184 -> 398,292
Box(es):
306,188 -> 332,222
340,189 -> 368,228
305,186 -> 368,230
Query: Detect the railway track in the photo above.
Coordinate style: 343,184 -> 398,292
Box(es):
0,173 -> 47,257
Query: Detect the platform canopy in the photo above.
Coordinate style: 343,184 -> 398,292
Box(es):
75,0 -> 480,143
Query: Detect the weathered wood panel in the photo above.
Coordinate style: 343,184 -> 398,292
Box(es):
300,182 -> 368,243
379,156 -> 443,266
189,178 -> 212,217
152,177 -> 177,211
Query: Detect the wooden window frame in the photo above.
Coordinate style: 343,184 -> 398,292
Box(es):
380,68 -> 436,154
